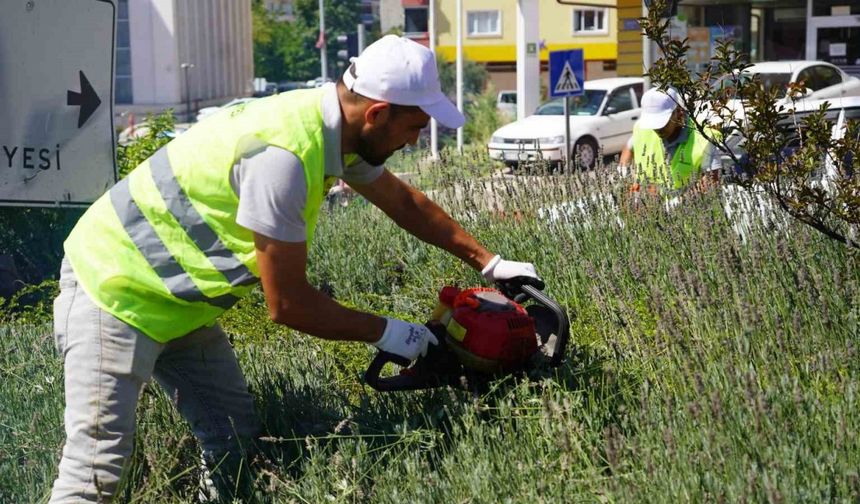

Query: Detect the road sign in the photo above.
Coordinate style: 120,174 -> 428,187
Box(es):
549,49 -> 585,98
0,0 -> 116,207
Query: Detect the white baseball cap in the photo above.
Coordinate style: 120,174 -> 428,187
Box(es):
639,87 -> 680,130
342,35 -> 465,129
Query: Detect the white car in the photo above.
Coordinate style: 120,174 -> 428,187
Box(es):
488,78 -> 644,169
195,97 -> 257,123
711,61 -> 860,121
117,122 -> 189,146
496,90 -> 517,119
740,61 -> 859,100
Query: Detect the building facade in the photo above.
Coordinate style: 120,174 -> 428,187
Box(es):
381,0 -> 619,93
618,0 -> 860,79
115,0 -> 254,123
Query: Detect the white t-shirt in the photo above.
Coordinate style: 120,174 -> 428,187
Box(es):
231,84 -> 383,242
627,125 -> 722,172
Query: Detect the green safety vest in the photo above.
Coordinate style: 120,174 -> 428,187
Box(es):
633,120 -> 720,190
64,88 -> 335,342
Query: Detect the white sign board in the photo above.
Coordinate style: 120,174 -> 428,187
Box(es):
0,0 -> 116,207
830,43 -> 848,58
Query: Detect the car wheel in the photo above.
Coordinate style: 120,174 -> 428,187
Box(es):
573,137 -> 598,170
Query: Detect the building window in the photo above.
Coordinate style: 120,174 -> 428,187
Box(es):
404,6 -> 428,35
812,0 -> 860,17
467,10 -> 502,37
116,0 -> 133,104
572,8 -> 607,35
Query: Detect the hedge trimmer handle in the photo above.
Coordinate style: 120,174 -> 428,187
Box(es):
520,284 -> 570,367
364,351 -> 412,392
364,324 -> 460,392
496,277 -> 570,368
496,276 -> 546,302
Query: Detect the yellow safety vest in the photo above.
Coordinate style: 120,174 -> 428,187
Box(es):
64,88 -> 335,342
633,120 -> 720,190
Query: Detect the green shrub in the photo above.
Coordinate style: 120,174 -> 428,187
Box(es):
117,109 -> 176,178
464,85 -> 503,145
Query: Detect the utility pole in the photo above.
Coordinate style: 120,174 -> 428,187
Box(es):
456,0 -> 463,153
357,23 -> 366,53
319,0 -> 327,81
429,0 -> 438,160
516,0 -> 539,120
642,2 -> 651,90
180,62 -> 195,122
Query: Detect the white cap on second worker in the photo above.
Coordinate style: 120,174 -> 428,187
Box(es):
639,87 -> 680,130
342,35 -> 465,129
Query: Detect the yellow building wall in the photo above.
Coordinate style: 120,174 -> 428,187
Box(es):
435,0 -> 618,64
616,0 -> 644,77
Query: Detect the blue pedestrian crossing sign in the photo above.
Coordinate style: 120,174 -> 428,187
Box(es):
549,49 -> 585,98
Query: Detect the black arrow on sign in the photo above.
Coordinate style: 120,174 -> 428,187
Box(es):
67,71 -> 101,128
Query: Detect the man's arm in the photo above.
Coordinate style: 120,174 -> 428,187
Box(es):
349,169 -> 495,271
254,233 -> 385,343
695,143 -> 721,192
619,141 -> 634,171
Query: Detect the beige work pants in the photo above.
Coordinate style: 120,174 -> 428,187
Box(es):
49,258 -> 261,503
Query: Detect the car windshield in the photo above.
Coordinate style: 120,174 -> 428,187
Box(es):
714,72 -> 793,98
535,90 -> 607,116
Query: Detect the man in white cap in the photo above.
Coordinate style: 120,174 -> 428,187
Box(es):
619,87 -> 722,191
50,35 -> 541,502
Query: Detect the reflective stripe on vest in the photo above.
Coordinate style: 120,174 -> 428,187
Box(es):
109,176 -> 240,310
633,121 -> 719,190
64,88 -> 329,342
147,148 -> 256,289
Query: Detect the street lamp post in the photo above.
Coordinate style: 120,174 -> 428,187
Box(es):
456,0 -> 463,153
319,0 -> 328,82
180,62 -> 195,122
429,0 -> 438,159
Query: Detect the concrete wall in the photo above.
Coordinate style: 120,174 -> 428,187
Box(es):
117,0 -> 253,122
380,0 -> 406,34
127,0 -> 181,105
175,0 -> 254,103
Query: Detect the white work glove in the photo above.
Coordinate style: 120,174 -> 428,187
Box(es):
481,255 -> 540,283
373,318 -> 439,362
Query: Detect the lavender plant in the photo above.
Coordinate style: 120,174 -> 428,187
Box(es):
1,153 -> 857,502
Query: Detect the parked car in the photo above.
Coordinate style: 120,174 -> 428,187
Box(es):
488,78 -> 644,169
305,77 -> 333,88
709,60 -> 860,122
721,95 -> 860,180
195,97 -> 257,123
252,82 -> 278,97
497,90 -> 517,119
117,122 -> 189,146
278,81 -> 307,93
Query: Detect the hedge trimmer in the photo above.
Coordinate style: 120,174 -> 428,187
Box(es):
364,278 -> 570,392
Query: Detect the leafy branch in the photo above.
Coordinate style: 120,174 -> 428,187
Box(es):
640,0 -> 859,249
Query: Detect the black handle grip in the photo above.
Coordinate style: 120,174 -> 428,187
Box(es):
496,276 -> 545,302
520,284 -> 570,367
364,351 -> 412,392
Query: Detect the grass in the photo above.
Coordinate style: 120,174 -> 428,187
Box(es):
1,156 -> 859,503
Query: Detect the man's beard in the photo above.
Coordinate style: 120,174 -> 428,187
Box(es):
355,126 -> 401,166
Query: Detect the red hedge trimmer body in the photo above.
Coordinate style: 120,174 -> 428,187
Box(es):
365,278 -> 570,392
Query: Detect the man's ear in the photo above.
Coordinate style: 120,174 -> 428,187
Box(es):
365,102 -> 391,127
